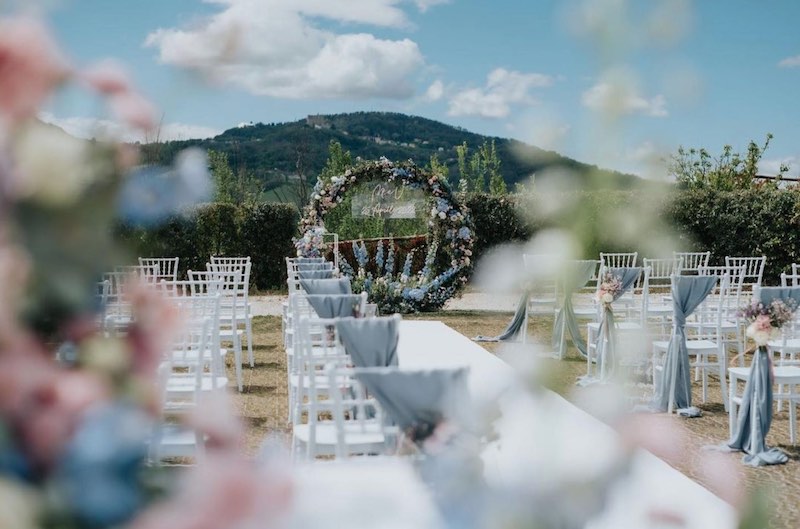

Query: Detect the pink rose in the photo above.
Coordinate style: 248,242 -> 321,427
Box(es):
0,16 -> 70,125
754,314 -> 772,332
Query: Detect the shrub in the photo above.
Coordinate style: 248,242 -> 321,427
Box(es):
237,202 -> 298,289
466,193 -> 530,260
116,202 -> 298,290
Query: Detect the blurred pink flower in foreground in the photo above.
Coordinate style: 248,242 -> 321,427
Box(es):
189,392 -> 245,452
130,453 -> 293,529
83,59 -> 158,132
127,282 -> 182,379
108,90 -> 158,132
0,16 -> 70,125
81,59 -> 133,95
616,413 -> 688,465
0,352 -> 110,469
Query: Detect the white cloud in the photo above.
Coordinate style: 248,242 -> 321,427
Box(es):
623,140 -> 670,180
423,79 -> 444,101
414,0 -> 450,12
760,157 -> 799,177
778,55 -> 800,68
447,68 -> 554,119
582,81 -> 668,118
144,0 -> 425,100
40,112 -> 221,143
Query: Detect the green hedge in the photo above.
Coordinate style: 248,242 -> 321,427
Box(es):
116,202 -> 298,290
116,189 -> 800,290
466,189 -> 800,284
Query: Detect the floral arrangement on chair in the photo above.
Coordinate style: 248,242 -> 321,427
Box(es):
596,272 -> 623,308
739,298 -> 797,346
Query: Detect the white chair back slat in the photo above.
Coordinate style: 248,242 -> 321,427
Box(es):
673,251 -> 710,274
600,252 -> 638,269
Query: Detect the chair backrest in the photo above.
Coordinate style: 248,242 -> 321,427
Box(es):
116,264 -> 159,284
207,261 -> 251,296
725,256 -> 765,291
693,273 -> 730,335
643,258 -> 682,286
673,251 -> 710,274
781,272 -> 800,287
211,256 -> 250,266
699,265 -> 743,318
522,254 -> 559,311
327,366 -> 391,459
293,314 -> 350,424
138,257 -> 179,282
600,252 -> 638,269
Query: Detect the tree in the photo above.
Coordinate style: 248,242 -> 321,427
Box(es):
484,140 -> 506,195
208,149 -> 262,204
456,140 -> 505,195
319,140 -> 353,181
455,142 -> 470,195
669,134 -> 789,191
427,153 -> 449,180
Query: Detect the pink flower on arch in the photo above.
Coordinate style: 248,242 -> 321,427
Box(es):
0,16 -> 70,125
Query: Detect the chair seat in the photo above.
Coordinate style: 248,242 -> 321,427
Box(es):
587,321 -> 642,331
653,339 -> 719,352
293,421 -> 386,455
166,374 -> 229,394
150,424 -> 201,459
769,338 -> 800,351
289,373 -> 335,390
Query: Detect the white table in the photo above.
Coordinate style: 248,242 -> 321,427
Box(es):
399,320 -> 738,529
729,365 -> 800,442
289,458 -> 445,529
397,320 -> 515,403
286,320 -> 738,529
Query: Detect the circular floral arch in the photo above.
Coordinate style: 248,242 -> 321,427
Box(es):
298,157 -> 475,312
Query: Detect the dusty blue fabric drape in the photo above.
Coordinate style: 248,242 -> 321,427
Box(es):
552,260 -> 597,358
336,316 -> 400,368
473,292 -> 529,342
305,294 -> 363,318
652,275 -> 717,413
300,277 -> 352,295
356,368 -> 470,444
296,262 -> 335,272
726,286 -> 800,466
298,269 -> 335,280
595,267 -> 641,381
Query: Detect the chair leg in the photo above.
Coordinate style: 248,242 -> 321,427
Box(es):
719,360 -> 728,412
233,334 -> 243,392
246,318 -> 254,367
790,387 -> 797,445
728,384 -> 736,439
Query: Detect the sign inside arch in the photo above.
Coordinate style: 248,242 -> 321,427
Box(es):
297,157 -> 475,313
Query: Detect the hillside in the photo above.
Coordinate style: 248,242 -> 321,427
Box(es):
139,111 -> 648,196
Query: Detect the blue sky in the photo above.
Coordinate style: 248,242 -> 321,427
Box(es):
36,0 -> 800,178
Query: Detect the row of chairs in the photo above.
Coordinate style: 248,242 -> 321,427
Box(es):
284,255 -> 469,462
523,253 -> 771,411
284,256 -> 394,459
142,257 -> 258,461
